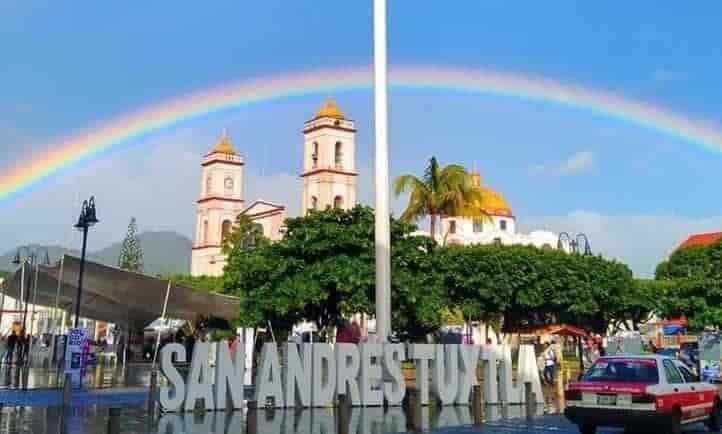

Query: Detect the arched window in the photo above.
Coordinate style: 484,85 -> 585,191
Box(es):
221,220 -> 233,242
334,141 -> 343,168
312,142 -> 319,168
205,176 -> 212,195
202,220 -> 209,244
311,196 -> 318,210
333,195 -> 343,209
500,220 -> 507,231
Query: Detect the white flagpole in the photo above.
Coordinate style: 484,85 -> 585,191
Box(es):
373,0 -> 391,343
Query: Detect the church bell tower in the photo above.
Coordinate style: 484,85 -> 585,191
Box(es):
190,131 -> 245,276
301,97 -> 358,213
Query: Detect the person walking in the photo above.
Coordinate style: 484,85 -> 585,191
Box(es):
4,332 -> 16,366
543,342 -> 557,385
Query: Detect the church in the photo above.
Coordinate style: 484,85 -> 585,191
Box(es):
191,97 -> 565,277
191,97 -> 358,276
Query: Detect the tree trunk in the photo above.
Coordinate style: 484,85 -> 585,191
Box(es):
430,214 -> 437,240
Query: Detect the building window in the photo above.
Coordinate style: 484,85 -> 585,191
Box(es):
334,141 -> 343,169
449,220 -> 457,234
500,220 -> 507,231
333,195 -> 343,209
203,220 -> 209,244
312,142 -> 319,168
205,176 -> 212,195
311,196 -> 318,210
473,219 -> 483,233
221,220 -> 233,242
224,177 -> 234,195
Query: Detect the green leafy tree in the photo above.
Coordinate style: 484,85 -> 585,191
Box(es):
394,156 -> 486,238
434,243 -> 636,334
223,206 -> 445,341
118,217 -> 144,272
222,214 -> 268,254
654,239 -> 722,329
657,279 -> 722,330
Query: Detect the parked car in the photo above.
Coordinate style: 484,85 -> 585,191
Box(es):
565,355 -> 720,434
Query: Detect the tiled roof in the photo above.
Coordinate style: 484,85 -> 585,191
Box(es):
678,232 -> 722,250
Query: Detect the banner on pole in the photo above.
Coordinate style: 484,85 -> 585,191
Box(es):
64,327 -> 87,387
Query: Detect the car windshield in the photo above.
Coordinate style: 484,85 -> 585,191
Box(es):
582,358 -> 659,383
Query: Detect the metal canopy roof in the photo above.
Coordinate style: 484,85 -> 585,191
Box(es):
3,254 -> 239,330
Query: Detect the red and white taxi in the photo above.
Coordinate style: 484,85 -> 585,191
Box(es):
564,355 -> 720,434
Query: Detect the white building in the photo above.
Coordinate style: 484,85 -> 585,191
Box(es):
191,98 -> 358,276
416,171 -> 562,250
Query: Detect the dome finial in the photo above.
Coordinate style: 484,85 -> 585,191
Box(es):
314,97 -> 345,119
209,129 -> 238,155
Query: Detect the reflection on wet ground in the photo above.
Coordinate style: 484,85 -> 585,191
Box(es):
0,365 -> 153,390
0,404 -> 552,434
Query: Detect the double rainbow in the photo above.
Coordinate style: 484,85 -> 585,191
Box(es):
2,64 -> 721,205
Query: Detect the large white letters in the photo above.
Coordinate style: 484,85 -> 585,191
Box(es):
358,343 -> 383,406
455,344 -> 479,405
408,344 -> 435,405
517,344 -> 544,404
498,345 -> 522,403
335,343 -> 361,405
159,343 -> 186,412
312,343 -> 336,407
431,345 -> 458,405
214,340 -> 245,410
254,343 -> 284,408
283,343 -> 312,407
382,343 -> 406,406
480,345 -> 499,404
158,341 -> 548,411
185,342 -> 215,411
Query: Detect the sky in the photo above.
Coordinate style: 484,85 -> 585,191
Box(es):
1,1 -> 722,276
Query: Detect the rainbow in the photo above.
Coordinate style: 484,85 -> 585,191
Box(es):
3,64 -> 721,205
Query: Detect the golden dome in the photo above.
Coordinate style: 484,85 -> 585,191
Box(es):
314,97 -> 345,120
209,131 -> 238,155
477,186 -> 513,216
467,171 -> 513,217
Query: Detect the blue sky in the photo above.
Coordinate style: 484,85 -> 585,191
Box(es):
1,1 -> 722,276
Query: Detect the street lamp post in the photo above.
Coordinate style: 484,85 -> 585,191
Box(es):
12,246 -> 50,335
73,197 -> 98,328
557,231 -> 592,374
11,246 -> 50,367
557,232 -> 592,256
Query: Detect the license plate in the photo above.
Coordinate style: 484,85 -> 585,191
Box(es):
597,394 -> 617,405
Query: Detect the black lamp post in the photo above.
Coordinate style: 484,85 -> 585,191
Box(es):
557,231 -> 592,373
557,231 -> 592,256
11,246 -> 50,351
73,196 -> 98,328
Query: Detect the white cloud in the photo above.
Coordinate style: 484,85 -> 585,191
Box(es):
652,69 -> 685,83
521,211 -> 722,277
530,150 -> 594,176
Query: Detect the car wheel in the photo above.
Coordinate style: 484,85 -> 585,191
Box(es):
668,408 -> 682,434
706,399 -> 721,432
579,424 -> 596,434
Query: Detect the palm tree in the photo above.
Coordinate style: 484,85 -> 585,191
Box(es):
394,157 -> 487,238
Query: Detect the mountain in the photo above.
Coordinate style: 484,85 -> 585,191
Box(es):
91,231 -> 192,276
0,231 -> 192,276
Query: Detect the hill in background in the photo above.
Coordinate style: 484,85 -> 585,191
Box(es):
0,231 -> 192,276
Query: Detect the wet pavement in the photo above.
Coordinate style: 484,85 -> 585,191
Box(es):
0,405 -> 717,434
